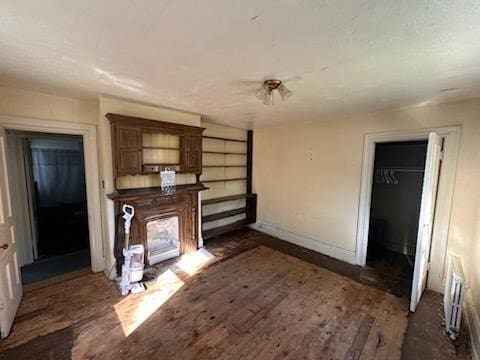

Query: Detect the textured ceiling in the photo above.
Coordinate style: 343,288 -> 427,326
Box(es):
1,0 -> 480,128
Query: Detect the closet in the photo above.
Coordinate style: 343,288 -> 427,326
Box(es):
367,140 -> 428,296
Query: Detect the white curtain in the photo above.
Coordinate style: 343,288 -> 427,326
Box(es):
31,149 -> 86,207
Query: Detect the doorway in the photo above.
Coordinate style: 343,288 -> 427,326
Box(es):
364,141 -> 428,298
356,127 -> 461,312
6,131 -> 91,285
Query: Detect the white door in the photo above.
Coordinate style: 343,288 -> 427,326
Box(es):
410,132 -> 442,312
0,127 -> 23,338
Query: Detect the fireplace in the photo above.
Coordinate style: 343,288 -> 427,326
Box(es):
108,184 -> 207,271
146,216 -> 180,264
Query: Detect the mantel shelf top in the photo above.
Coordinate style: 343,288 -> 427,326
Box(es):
107,183 -> 208,201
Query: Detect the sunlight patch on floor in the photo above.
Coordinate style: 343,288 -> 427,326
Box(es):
114,269 -> 184,336
113,248 -> 216,337
176,248 -> 216,276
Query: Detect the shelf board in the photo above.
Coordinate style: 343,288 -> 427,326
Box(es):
202,193 -> 255,205
203,151 -> 247,155
203,219 -> 248,240
143,146 -> 180,150
202,165 -> 247,168
202,207 -> 247,223
202,178 -> 247,183
143,163 -> 179,166
203,136 -> 247,143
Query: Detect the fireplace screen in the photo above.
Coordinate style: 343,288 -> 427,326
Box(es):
146,216 -> 180,264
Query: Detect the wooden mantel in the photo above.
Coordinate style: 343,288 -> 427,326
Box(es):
108,184 -> 207,271
107,183 -> 207,201
106,113 -> 208,270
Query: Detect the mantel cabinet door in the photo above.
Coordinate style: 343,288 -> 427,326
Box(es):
182,136 -> 202,173
115,126 -> 142,175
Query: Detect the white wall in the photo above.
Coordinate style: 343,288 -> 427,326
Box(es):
0,88 -> 205,277
253,98 -> 480,306
0,88 -> 99,268
0,87 -> 98,124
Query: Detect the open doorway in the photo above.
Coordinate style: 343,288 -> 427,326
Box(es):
6,131 -> 91,285
357,127 -> 459,312
364,141 -> 428,298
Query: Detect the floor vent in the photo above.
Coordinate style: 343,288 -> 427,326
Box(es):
443,254 -> 466,341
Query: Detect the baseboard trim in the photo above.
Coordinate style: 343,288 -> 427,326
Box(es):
465,291 -> 480,360
250,223 -> 357,265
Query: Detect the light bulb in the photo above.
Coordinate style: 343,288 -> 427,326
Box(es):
255,87 -> 267,101
263,91 -> 274,105
278,84 -> 293,101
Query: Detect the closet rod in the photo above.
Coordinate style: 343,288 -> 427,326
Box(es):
377,167 -> 424,173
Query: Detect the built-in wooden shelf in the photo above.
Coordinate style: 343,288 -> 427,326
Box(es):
203,165 -> 247,168
202,178 -> 247,183
203,151 -> 247,155
202,207 -> 247,223
107,113 -> 204,180
202,193 -> 255,206
203,219 -> 248,240
201,130 -> 256,241
203,136 -> 247,143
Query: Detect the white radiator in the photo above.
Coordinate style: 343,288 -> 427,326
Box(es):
443,254 -> 466,341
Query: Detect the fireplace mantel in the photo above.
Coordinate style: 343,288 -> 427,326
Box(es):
108,184 -> 207,270
108,184 -> 207,201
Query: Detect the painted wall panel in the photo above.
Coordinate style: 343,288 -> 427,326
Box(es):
253,98 -> 480,302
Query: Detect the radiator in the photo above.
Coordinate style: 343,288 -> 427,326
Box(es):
443,254 -> 466,341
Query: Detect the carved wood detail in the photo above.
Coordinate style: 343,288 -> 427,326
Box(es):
108,184 -> 207,271
107,113 -> 205,184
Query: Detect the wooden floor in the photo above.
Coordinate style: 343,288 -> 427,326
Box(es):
0,244 -> 408,360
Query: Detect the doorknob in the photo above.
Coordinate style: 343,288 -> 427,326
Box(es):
0,244 -> 8,250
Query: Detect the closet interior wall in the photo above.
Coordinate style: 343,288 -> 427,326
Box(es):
369,141 -> 428,257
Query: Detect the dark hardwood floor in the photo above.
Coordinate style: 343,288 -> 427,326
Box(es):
0,228 -> 471,359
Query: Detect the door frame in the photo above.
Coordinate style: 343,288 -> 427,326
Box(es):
355,126 -> 461,293
0,116 -> 104,273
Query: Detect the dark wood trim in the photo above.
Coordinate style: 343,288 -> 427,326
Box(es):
202,193 -> 256,205
245,193 -> 257,224
202,207 -> 247,223
107,113 -> 205,135
247,130 -> 253,194
203,219 -> 247,240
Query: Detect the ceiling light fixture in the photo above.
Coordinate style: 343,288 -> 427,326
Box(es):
255,79 -> 293,105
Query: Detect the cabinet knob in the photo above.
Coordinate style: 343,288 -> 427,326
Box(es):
0,243 -> 8,250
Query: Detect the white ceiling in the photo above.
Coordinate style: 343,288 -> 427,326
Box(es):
1,1 -> 480,128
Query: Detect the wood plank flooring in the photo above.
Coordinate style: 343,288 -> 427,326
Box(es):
0,245 -> 408,360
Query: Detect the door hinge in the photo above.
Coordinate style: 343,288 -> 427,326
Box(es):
439,151 -> 444,161
427,262 -> 431,271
